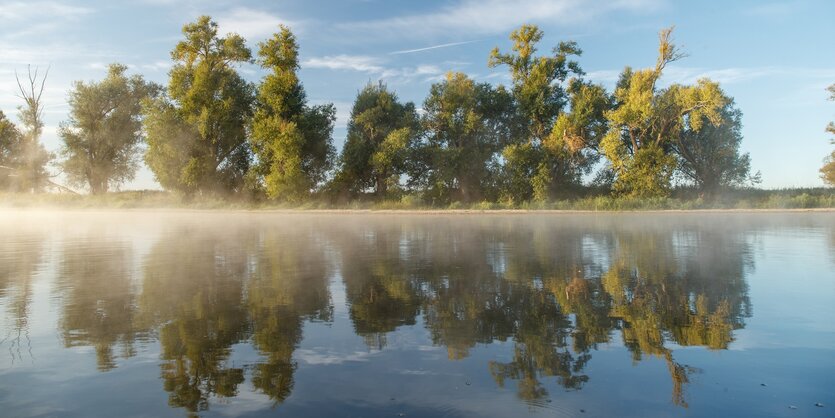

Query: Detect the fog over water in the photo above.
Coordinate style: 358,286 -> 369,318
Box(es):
0,211 -> 833,417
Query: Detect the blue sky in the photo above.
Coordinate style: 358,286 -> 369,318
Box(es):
1,0 -> 833,190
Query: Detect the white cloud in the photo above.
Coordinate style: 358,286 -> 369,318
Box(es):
390,40 -> 482,55
215,7 -> 298,41
586,66 -> 835,87
585,69 -> 623,83
663,66 -> 835,86
339,0 -> 662,37
140,61 -> 172,72
304,55 -> 385,73
0,1 -> 92,20
302,55 -> 444,83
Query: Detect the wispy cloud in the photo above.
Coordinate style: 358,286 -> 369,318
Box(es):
215,7 -> 299,41
0,43 -> 120,65
303,55 -> 444,83
390,40 -> 482,55
586,66 -> 835,86
663,66 -> 835,86
339,0 -> 662,37
304,55 -> 385,73
140,61 -> 172,72
745,1 -> 807,17
0,1 -> 93,20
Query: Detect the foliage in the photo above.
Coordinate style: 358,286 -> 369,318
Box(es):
250,25 -> 335,201
0,111 -> 25,189
144,16 -> 254,196
0,21 -> 771,206
489,24 -> 589,201
673,99 -> 758,195
418,72 -> 514,203
602,27 -> 726,197
59,64 -> 159,194
332,82 -> 419,199
822,84 -> 835,186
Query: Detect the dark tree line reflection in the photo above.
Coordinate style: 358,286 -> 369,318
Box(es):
30,215 -> 760,414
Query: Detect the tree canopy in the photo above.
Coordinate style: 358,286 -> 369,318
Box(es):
601,28 -> 727,197
332,81 -> 419,199
250,25 -> 335,201
0,20 -> 766,202
59,64 -> 159,194
418,72 -> 514,203
144,16 -> 254,196
488,24 -> 589,201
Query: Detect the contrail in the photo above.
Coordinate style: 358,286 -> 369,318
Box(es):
389,40 -> 481,55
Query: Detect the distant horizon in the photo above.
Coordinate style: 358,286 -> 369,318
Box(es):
1,0 -> 833,190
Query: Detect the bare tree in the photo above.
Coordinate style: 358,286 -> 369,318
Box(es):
13,65 -> 53,192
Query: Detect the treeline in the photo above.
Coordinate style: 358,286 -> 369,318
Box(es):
822,83 -> 835,186
1,16 -> 770,204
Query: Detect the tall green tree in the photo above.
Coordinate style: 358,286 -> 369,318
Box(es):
601,27 -> 726,197
59,64 -> 159,194
821,83 -> 835,186
419,72 -> 514,203
672,98 -> 758,196
332,82 -> 419,199
250,25 -> 335,201
144,16 -> 254,195
488,24 -> 585,201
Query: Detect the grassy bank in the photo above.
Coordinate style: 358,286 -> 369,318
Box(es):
2,188 -> 834,211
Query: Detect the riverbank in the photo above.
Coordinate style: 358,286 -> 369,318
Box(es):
2,189 -> 834,212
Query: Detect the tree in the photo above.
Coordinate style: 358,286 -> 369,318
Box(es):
601,27 -> 726,197
547,79 -> 612,190
332,82 -> 419,199
821,83 -> 835,186
250,25 -> 335,201
672,98 -> 759,196
419,72 -> 514,203
59,64 -> 159,194
0,111 -> 25,189
488,24 -> 586,201
12,66 -> 53,192
144,16 -> 254,195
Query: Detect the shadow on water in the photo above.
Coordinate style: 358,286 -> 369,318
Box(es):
3,212 -> 826,417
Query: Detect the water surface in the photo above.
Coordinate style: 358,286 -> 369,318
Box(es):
0,211 -> 833,417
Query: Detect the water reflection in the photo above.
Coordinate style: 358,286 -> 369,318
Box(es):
0,214 -> 786,416
140,226 -> 251,413
0,226 -> 44,365
59,238 -> 140,371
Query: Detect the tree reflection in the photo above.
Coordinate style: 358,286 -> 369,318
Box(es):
336,221 -> 422,349
328,217 -> 753,406
59,239 -> 141,371
34,214 -> 759,413
0,228 -> 44,364
138,226 -> 251,413
247,225 -> 333,404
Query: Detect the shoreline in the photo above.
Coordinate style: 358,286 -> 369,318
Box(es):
1,206 -> 833,215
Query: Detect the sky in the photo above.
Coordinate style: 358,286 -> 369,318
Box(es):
1,0 -> 833,190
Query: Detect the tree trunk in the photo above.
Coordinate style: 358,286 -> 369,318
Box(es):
375,174 -> 387,199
